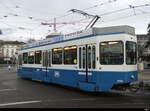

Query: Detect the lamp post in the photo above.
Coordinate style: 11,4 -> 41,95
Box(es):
138,58 -> 144,91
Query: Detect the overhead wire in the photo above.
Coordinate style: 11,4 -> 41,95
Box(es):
98,11 -> 150,25
6,0 -> 62,22
39,0 -> 119,33
56,3 -> 150,32
0,0 -> 20,19
0,0 -> 48,35
98,3 -> 150,16
1,0 -> 149,26
0,0 -> 120,33
0,0 -> 49,22
1,0 -> 150,40
82,0 -> 117,10
45,0 -> 119,22
11,0 -> 57,17
41,1 -> 150,33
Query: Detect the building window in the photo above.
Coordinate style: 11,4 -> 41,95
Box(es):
23,52 -> 28,64
52,48 -> 62,64
100,41 -> 124,65
6,49 -> 9,56
64,46 -> 77,64
11,49 -> 14,56
28,51 -> 35,64
35,50 -> 42,64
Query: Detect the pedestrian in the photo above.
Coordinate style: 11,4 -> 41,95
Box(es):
8,65 -> 11,71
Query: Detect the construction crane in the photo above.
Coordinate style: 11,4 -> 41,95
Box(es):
41,18 -> 75,32
41,9 -> 100,32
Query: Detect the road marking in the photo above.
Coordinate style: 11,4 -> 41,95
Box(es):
46,98 -> 97,102
0,89 -> 17,92
0,101 -> 41,107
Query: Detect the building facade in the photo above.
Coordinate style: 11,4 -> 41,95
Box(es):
0,40 -> 25,64
137,34 -> 150,55
137,34 -> 150,68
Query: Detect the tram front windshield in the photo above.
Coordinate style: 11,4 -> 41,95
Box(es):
126,41 -> 137,65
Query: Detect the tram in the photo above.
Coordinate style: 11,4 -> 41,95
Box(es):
17,25 -> 138,92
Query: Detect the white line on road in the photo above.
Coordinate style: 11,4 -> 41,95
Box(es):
46,98 -> 97,102
0,101 -> 41,107
0,89 -> 17,92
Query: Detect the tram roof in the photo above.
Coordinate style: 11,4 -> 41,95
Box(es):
93,25 -> 135,35
22,25 -> 135,50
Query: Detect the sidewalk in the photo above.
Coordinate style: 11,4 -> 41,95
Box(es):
138,69 -> 150,87
0,66 -> 17,72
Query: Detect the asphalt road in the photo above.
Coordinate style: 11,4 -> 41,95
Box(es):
0,67 -> 150,108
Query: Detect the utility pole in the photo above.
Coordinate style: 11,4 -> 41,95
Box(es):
138,58 -> 144,91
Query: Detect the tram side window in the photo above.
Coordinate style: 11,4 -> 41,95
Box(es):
42,52 -> 46,66
43,51 -> 48,67
52,48 -> 62,64
88,46 -> 91,69
83,47 -> 86,68
48,51 -> 51,67
92,46 -> 96,69
100,41 -> 124,65
79,47 -> 82,68
64,46 -> 77,64
126,41 -> 137,65
35,50 -> 42,64
23,52 -> 28,64
28,51 -> 35,64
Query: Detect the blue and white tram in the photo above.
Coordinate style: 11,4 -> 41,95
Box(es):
17,25 -> 138,92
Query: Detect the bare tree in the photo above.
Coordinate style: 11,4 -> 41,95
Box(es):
138,44 -> 145,58
145,23 -> 150,48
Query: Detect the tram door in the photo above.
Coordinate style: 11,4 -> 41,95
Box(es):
78,44 -> 96,82
42,51 -> 48,81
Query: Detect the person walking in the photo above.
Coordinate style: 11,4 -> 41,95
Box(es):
8,65 -> 11,71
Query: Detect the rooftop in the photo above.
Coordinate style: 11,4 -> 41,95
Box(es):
0,40 -> 25,45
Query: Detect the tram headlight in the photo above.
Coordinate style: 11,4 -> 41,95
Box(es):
131,74 -> 135,79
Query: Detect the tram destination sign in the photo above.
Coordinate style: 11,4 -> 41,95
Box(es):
22,28 -> 93,49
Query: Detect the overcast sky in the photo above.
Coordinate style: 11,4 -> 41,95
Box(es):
0,0 -> 150,42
